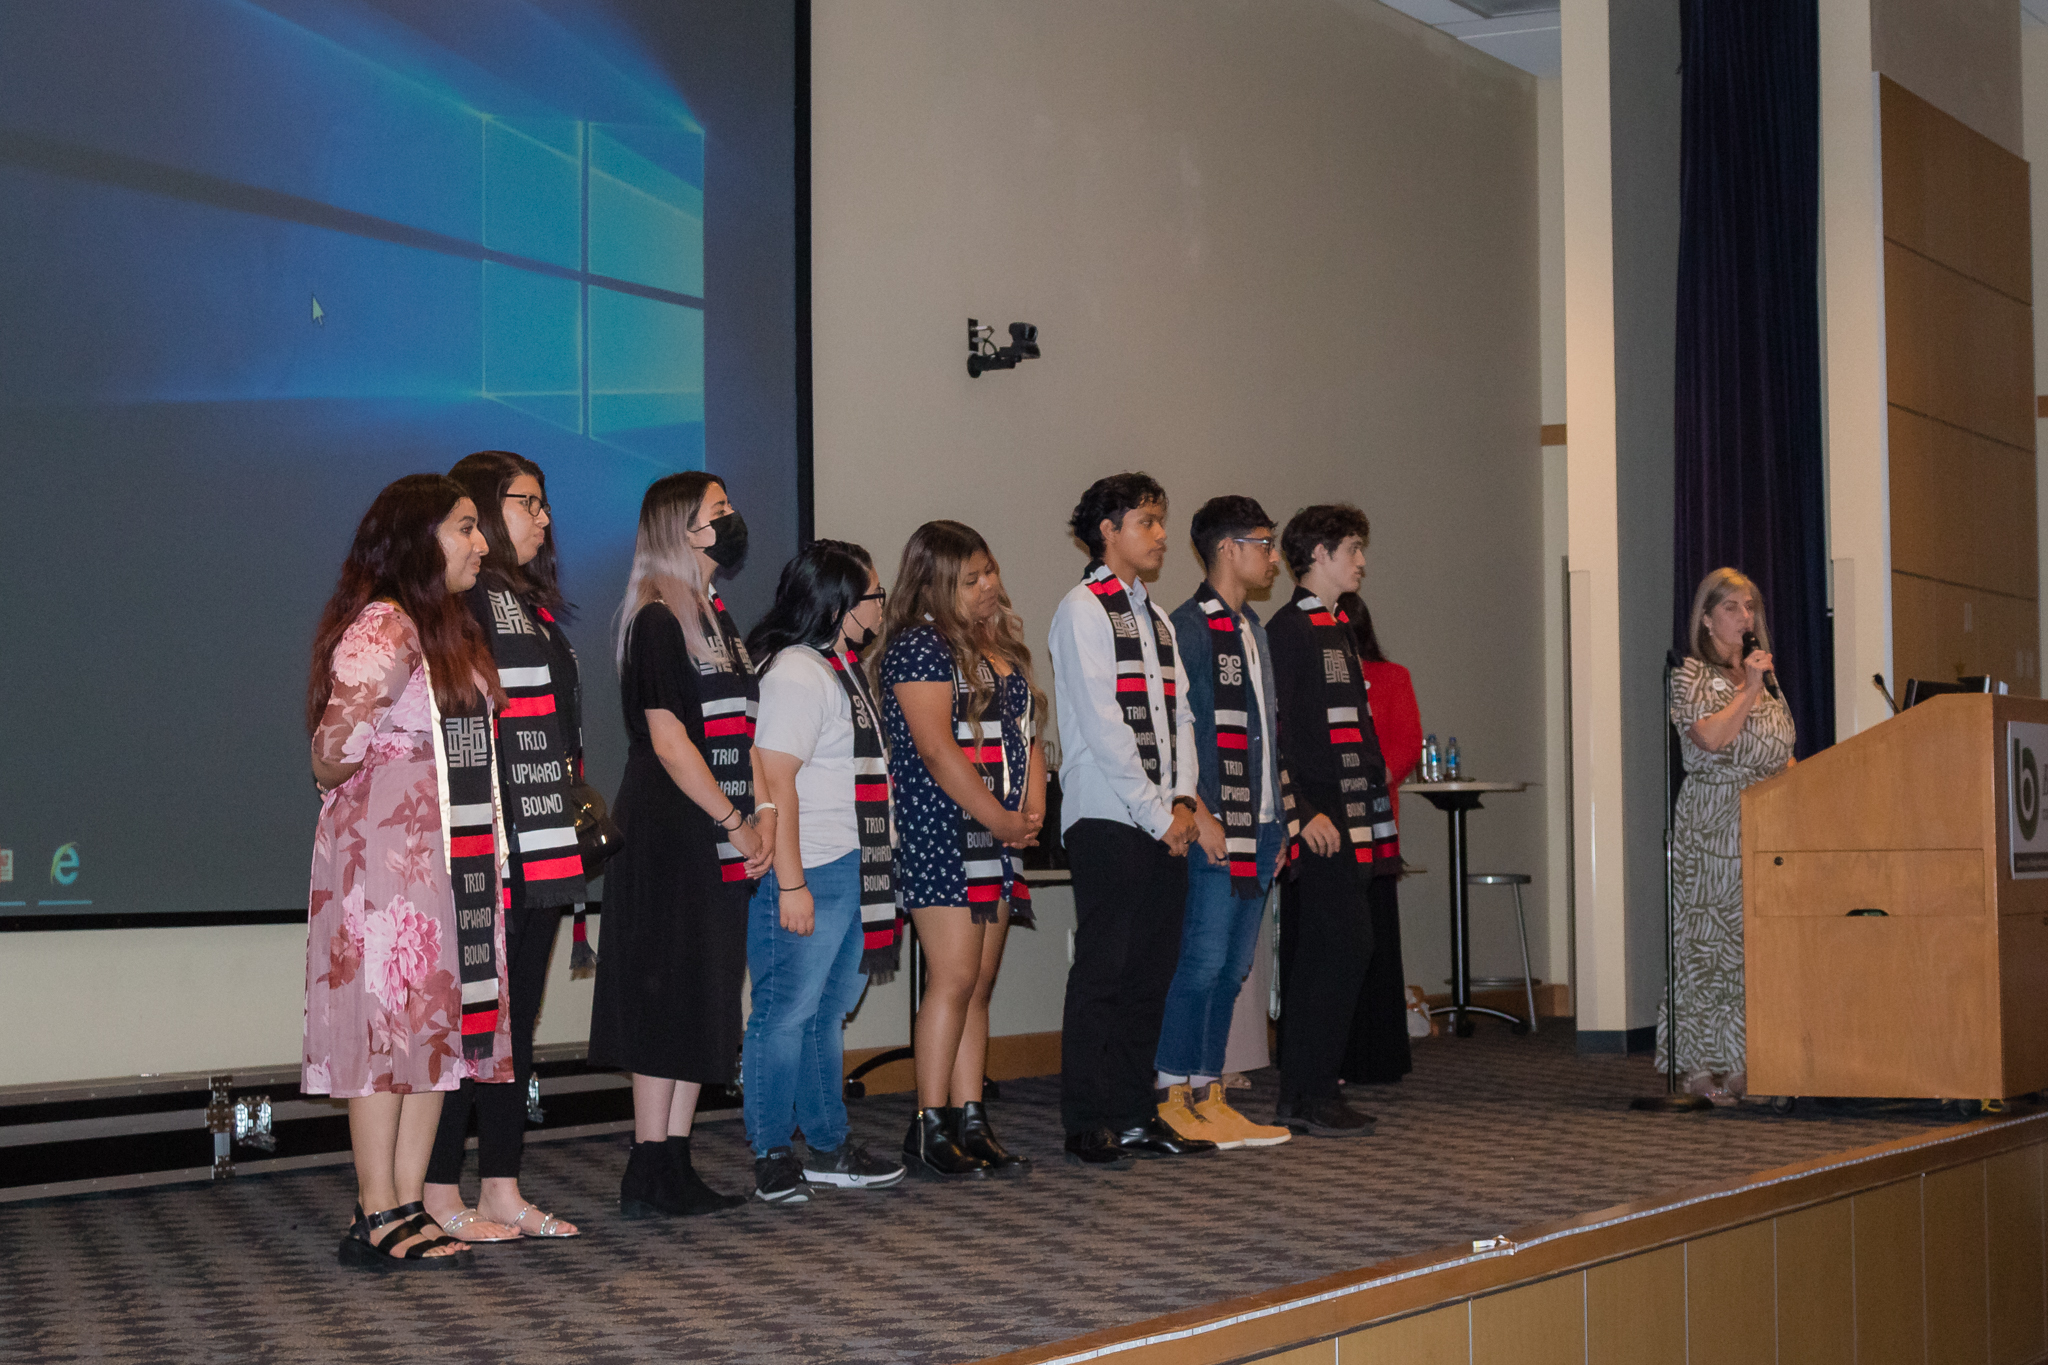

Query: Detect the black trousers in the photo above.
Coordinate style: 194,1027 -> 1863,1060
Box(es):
426,903 -> 563,1183
1340,875 -> 1414,1084
1060,819 -> 1189,1134
1277,848 -> 1376,1107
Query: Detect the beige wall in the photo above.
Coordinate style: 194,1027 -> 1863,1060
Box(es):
1872,0 -> 2024,157
811,0 -> 1549,1000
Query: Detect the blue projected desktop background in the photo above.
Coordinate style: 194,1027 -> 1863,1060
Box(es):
0,0 -> 801,920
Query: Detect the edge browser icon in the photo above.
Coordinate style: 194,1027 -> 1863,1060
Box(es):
50,842 -> 79,886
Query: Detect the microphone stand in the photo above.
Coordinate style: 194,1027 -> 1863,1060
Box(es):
1632,651 -> 1712,1113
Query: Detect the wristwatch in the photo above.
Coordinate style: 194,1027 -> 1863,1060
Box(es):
1172,796 -> 1197,814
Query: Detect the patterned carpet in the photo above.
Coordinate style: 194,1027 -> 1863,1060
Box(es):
0,1024 -> 1966,1364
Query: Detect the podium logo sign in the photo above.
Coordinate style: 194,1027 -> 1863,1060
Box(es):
2012,722 -> 2048,877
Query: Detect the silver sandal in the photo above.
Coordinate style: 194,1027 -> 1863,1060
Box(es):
508,1202 -> 580,1239
437,1208 -> 521,1243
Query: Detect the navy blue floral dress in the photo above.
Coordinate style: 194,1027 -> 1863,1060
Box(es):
880,625 -> 1032,911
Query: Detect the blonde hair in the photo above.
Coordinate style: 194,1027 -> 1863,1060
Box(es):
1686,567 -> 1769,668
614,473 -> 728,671
873,520 -> 1047,726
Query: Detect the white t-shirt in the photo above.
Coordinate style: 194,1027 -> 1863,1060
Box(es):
753,645 -> 860,868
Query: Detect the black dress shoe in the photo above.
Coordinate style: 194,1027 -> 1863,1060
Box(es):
1063,1128 -> 1133,1166
903,1108 -> 992,1177
1274,1094 -> 1376,1136
1113,1115 -> 1217,1158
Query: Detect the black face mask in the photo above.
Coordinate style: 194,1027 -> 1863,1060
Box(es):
847,618 -> 877,652
700,510 -> 748,569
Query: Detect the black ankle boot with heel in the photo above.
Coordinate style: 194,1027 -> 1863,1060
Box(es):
956,1100 -> 1030,1174
902,1107 -> 991,1178
666,1134 -> 746,1214
620,1139 -> 682,1219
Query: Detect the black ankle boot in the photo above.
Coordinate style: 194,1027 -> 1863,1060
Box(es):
956,1100 -> 1030,1174
665,1134 -> 746,1214
901,1107 -> 991,1178
620,1139 -> 682,1219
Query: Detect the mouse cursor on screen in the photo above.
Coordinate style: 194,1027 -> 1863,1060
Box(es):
312,295 -> 324,326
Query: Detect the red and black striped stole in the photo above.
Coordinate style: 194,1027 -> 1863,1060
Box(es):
826,648 -> 900,976
1194,582 -> 1263,897
700,590 -> 759,883
953,655 -> 1033,927
1298,592 -> 1400,870
428,682 -> 502,1061
1081,560 -> 1179,786
471,588 -> 584,906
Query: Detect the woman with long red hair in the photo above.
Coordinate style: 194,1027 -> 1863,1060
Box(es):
304,473 -> 515,1270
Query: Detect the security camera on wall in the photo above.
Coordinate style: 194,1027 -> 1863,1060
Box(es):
968,318 -> 1041,377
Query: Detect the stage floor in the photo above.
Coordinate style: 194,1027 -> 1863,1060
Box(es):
1,1024 -> 1967,1364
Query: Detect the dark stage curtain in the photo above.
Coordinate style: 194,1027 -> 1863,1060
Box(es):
1673,0 -> 1833,757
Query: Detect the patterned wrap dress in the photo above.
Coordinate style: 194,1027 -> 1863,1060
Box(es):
1656,655 -> 1795,1077
303,602 -> 514,1098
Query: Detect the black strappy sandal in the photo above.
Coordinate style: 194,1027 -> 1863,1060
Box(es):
337,1200 -> 474,1271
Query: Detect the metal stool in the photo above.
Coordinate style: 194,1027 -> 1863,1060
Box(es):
1462,873 -> 1538,1033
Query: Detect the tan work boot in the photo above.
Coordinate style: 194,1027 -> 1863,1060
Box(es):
1158,1083 -> 1240,1149
1195,1081 -> 1292,1147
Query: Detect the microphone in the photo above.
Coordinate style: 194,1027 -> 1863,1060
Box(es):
1741,630 -> 1780,700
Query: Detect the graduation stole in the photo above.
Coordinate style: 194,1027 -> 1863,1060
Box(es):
424,666 -> 505,1062
470,587 -> 583,908
699,590 -> 759,882
1297,591 -> 1400,870
953,654 -> 1033,927
1081,561 -> 1179,785
1193,582 -> 1264,898
826,647 -> 901,977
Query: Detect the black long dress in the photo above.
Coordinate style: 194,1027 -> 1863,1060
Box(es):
587,602 -> 754,1084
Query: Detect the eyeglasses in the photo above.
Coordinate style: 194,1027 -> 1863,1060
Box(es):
858,589 -> 887,604
505,493 -> 551,519
1230,536 -> 1276,550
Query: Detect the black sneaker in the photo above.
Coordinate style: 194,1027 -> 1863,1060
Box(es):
754,1146 -> 810,1204
1274,1095 -> 1376,1136
802,1141 -> 907,1189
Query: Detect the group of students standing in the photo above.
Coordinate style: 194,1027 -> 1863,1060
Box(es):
301,459 -> 1419,1269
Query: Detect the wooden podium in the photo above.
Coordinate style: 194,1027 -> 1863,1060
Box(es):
1743,693 -> 2048,1101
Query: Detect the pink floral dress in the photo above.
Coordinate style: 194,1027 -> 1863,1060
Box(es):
303,602 -> 513,1098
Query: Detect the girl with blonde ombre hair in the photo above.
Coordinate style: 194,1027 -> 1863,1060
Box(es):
1663,566 -> 1796,1106
876,520 -> 1047,1177
589,472 -> 774,1218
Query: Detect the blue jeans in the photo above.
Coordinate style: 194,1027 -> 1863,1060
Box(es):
742,852 -> 868,1157
1154,821 -> 1286,1078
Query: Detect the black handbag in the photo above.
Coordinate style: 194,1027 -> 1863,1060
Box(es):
570,780 -> 623,877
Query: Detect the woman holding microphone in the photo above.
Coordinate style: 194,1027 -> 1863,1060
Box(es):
1663,567 -> 1796,1105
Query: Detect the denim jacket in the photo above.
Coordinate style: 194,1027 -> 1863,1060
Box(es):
1169,590 -> 1281,828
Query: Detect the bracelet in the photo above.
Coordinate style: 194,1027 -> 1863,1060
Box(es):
779,880 -> 807,893
717,807 -> 743,830
754,801 -> 778,814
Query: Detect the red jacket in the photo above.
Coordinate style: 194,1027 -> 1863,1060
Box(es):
1361,660 -> 1421,825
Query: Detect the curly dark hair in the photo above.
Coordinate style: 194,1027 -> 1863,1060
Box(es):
1069,471 -> 1167,558
1281,503 -> 1371,578
1188,495 -> 1274,569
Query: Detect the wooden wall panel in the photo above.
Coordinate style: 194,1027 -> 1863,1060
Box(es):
1855,1180 -> 1929,1365
1889,406 -> 2039,598
1985,1144 -> 2046,1365
1880,74 -> 2031,303
1778,1200 -> 1856,1365
1893,575 -> 2041,696
1884,242 -> 2035,451
1471,1274 -> 1584,1365
1686,1222 -> 1776,1365
1895,570 -> 1960,696
1924,1163 -> 1990,1365
1345,1306 -> 1469,1365
1586,1244 -> 1684,1365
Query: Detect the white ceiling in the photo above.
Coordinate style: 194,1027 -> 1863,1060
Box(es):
1373,0 -> 1561,79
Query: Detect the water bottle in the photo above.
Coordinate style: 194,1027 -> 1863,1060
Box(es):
1446,736 -> 1462,781
1423,734 -> 1440,781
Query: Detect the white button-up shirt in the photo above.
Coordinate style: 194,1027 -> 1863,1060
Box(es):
1048,573 -> 1199,839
